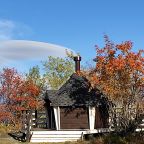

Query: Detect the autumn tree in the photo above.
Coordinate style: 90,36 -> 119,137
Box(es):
43,56 -> 74,90
89,35 -> 144,134
25,65 -> 45,110
0,68 -> 23,124
0,68 -> 41,126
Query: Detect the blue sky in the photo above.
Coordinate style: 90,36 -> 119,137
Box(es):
0,0 -> 144,73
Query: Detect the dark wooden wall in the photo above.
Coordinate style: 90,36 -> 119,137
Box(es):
60,107 -> 89,129
95,107 -> 109,128
60,106 -> 109,129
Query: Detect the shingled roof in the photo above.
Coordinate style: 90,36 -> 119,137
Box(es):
44,73 -> 106,107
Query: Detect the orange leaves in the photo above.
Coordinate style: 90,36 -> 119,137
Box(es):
116,41 -> 133,53
89,74 -> 100,87
0,104 -> 13,122
87,36 -> 144,131
0,68 -> 42,123
126,51 -> 144,74
22,80 -> 40,97
91,36 -> 144,105
95,47 -> 105,55
113,56 -> 126,70
108,49 -> 116,56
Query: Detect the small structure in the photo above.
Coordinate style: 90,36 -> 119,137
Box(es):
23,56 -> 110,142
44,56 -> 109,131
44,74 -> 109,131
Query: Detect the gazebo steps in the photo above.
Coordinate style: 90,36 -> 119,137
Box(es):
30,129 -> 110,143
30,130 -> 84,143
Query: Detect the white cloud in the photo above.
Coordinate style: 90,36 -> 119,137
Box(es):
0,19 -> 76,72
0,40 -> 75,66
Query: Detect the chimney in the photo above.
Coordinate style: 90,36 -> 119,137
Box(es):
74,55 -> 81,72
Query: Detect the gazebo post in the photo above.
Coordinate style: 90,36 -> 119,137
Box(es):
89,106 -> 95,130
53,106 -> 60,130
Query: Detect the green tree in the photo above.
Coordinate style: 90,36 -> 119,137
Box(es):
26,65 -> 45,89
43,56 -> 74,90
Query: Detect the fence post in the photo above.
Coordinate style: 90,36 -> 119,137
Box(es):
26,110 -> 32,142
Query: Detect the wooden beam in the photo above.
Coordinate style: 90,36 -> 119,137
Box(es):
89,106 -> 95,130
53,107 -> 60,130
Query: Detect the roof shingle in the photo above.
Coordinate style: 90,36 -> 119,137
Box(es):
45,73 -> 105,106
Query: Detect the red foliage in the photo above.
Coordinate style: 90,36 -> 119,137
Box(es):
91,35 -> 144,110
0,68 -> 42,123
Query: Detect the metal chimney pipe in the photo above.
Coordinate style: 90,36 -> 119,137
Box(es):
74,56 -> 81,72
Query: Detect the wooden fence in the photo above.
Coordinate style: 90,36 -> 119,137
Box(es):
22,110 -> 47,129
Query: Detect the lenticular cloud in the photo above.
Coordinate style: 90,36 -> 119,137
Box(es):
0,40 -> 74,63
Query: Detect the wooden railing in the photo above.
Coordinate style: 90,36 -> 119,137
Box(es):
34,110 -> 47,129
21,109 -> 47,141
21,110 -> 33,142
